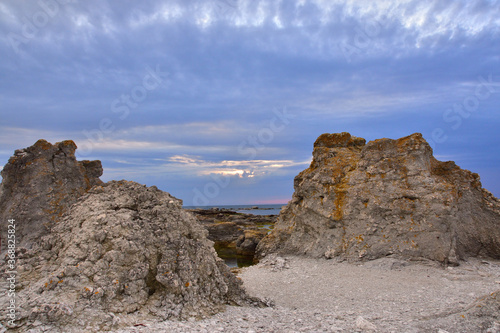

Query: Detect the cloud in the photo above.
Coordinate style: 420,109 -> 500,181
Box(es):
1,0 -> 499,202
163,154 -> 311,177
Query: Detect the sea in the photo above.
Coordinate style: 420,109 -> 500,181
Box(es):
183,204 -> 286,216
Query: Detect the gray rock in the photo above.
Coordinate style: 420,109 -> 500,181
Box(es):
257,132 -> 500,264
206,222 -> 243,244
0,181 -> 259,332
486,322 -> 500,333
258,255 -> 290,272
236,230 -> 268,256
355,316 -> 377,331
0,140 -> 103,249
188,208 -> 276,259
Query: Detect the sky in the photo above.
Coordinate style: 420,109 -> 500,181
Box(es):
1,0 -> 499,206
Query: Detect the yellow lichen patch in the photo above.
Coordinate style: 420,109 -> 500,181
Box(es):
332,188 -> 346,220
58,280 -> 63,284
185,282 -> 190,287
34,139 -> 53,150
355,235 -> 364,243
322,184 -> 332,196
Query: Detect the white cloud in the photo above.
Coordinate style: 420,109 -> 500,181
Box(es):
0,127 -> 73,148
164,154 -> 310,178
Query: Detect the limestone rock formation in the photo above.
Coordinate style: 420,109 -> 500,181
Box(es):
257,132 -> 500,264
0,181 -> 257,332
0,139 -> 103,249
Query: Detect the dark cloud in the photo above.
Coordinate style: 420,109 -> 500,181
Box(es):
1,0 -> 499,203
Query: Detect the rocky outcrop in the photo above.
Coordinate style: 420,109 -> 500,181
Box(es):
0,139 -> 103,249
236,230 -> 269,256
189,209 -> 276,260
0,181 -> 259,332
257,132 -> 500,264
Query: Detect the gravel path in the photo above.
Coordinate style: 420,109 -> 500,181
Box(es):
114,256 -> 500,332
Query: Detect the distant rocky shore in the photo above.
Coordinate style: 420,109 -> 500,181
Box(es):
187,208 -> 276,266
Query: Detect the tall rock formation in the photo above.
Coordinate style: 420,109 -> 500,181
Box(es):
0,140 -> 261,331
0,181 -> 257,332
257,133 -> 500,264
0,139 -> 103,249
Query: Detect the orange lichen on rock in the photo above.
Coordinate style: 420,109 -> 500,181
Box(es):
314,132 -> 366,149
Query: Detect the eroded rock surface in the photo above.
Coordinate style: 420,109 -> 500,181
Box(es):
188,209 -> 275,258
0,181 -> 258,332
0,139 -> 103,249
257,132 -> 500,264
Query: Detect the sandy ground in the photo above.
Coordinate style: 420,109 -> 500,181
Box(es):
114,256 -> 500,333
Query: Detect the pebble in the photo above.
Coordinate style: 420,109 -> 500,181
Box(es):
355,316 -> 377,331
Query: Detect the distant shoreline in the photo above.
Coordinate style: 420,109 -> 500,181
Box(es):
184,204 -> 286,216
183,204 -> 286,210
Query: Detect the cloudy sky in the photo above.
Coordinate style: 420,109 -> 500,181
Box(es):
1,0 -> 499,205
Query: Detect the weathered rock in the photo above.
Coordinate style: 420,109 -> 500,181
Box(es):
0,139 -> 103,249
355,316 -> 377,331
0,181 -> 259,332
188,209 -> 276,261
257,132 -> 500,264
206,222 -> 243,244
236,230 -> 269,256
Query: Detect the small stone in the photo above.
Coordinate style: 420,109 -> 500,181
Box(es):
486,321 -> 500,333
355,316 -> 377,331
